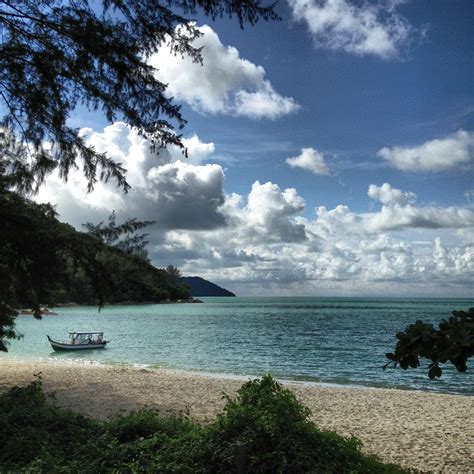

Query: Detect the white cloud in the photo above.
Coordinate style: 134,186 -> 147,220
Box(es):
368,183 -> 416,206
36,129 -> 474,296
432,237 -> 474,276
244,181 -> 307,242
316,184 -> 474,233
37,123 -> 224,230
286,147 -> 330,175
378,130 -> 474,172
287,0 -> 413,59
161,182 -> 473,295
171,134 -> 215,165
364,204 -> 474,232
150,24 -> 299,119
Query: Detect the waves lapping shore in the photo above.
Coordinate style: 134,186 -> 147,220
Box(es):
0,359 -> 472,472
9,297 -> 474,394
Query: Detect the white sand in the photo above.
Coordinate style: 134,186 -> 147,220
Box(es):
0,359 -> 473,472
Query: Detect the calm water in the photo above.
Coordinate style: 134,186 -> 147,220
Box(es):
5,297 -> 474,394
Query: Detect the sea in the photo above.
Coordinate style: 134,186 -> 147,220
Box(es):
5,297 -> 474,395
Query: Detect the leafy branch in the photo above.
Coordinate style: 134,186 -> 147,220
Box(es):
384,308 -> 474,379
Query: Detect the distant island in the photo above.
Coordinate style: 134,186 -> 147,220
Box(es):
180,276 -> 236,297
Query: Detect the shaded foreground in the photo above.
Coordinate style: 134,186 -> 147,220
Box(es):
0,360 -> 473,471
0,375 -> 404,473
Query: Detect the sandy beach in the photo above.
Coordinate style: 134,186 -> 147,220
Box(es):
0,359 -> 472,472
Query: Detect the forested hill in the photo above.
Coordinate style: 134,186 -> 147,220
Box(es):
2,190 -> 190,309
180,277 -> 236,297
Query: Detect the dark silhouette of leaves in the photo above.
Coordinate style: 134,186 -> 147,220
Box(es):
0,0 -> 278,193
83,210 -> 155,258
384,308 -> 474,378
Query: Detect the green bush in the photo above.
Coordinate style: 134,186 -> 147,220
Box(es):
0,375 -> 408,473
0,376 -> 110,472
181,375 -> 405,473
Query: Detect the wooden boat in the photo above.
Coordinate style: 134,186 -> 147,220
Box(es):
47,332 -> 109,351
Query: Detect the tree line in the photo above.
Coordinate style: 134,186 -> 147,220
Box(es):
0,185 -> 189,351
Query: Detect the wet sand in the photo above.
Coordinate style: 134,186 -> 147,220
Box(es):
0,359 -> 472,472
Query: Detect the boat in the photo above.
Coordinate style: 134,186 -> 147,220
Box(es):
20,307 -> 59,315
47,332 -> 109,351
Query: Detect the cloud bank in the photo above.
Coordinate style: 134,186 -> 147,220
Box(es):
39,123 -> 224,231
150,25 -> 299,119
36,123 -> 474,296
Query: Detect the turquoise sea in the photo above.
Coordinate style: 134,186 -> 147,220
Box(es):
5,297 -> 474,395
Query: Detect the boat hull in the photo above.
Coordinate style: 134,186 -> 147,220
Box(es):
47,336 -> 107,351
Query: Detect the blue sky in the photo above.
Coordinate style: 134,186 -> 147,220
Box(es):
187,0 -> 473,211
41,0 -> 474,296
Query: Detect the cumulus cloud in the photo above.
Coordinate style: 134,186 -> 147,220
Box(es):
36,129 -> 474,296
287,0 -> 413,59
378,130 -> 474,172
145,161 -> 226,230
286,147 -> 330,175
158,182 -> 473,295
150,24 -> 299,119
37,122 -> 225,230
172,135 -> 215,165
432,238 -> 473,276
368,183 -> 416,206
316,184 -> 474,233
364,205 -> 474,232
244,181 -> 307,242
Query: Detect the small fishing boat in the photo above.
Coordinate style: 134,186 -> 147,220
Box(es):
20,307 -> 58,315
47,332 -> 109,351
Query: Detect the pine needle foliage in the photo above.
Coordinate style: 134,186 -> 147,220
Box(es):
0,186 -> 114,350
0,0 -> 278,193
83,210 -> 155,257
0,188 -> 188,351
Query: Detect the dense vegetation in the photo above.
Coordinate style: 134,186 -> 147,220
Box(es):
385,308 -> 474,378
0,187 -> 189,350
0,375 -> 406,473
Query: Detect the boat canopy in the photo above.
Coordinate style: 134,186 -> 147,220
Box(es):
69,332 -> 104,337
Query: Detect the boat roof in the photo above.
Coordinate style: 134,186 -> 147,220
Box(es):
69,332 -> 104,336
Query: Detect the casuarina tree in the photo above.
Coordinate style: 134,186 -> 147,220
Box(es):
0,0 -> 278,350
0,0 -> 278,193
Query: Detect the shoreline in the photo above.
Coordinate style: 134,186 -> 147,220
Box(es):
4,353 -> 473,397
1,358 -> 473,472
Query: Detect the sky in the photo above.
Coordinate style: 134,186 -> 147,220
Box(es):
37,0 -> 474,297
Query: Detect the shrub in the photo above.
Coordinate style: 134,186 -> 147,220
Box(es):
0,376 -> 109,471
182,375 -> 405,473
0,375 -> 408,473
